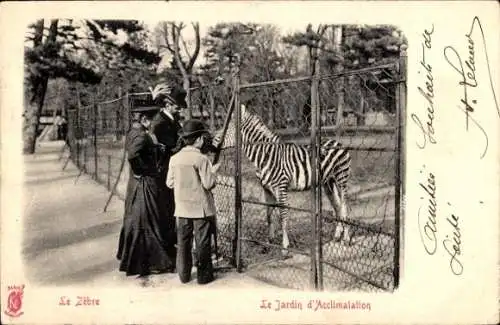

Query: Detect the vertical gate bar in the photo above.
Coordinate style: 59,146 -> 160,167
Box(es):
394,47 -> 407,289
314,60 -> 323,291
234,66 -> 243,272
310,53 -> 319,290
209,88 -> 216,131
76,89 -> 81,170
107,155 -> 111,191
93,101 -> 98,181
83,123 -> 87,173
117,87 -> 122,142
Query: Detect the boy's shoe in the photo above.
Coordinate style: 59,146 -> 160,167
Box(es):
197,274 -> 215,285
179,274 -> 192,283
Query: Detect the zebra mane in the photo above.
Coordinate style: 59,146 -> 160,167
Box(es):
241,104 -> 280,142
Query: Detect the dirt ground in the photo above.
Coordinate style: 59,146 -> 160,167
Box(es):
22,141 -> 277,290
53,134 -> 398,291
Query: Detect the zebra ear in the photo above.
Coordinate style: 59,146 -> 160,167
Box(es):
240,104 -> 247,115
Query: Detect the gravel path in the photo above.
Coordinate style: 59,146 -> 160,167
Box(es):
22,141 -> 275,290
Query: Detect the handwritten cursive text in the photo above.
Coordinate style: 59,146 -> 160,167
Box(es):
412,25 -> 437,149
444,16 -> 498,159
443,212 -> 463,275
417,166 -> 438,255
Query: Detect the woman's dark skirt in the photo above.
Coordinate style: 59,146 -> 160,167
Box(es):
116,175 -> 176,276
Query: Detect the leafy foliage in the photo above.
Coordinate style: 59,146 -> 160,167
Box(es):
23,19 -> 162,153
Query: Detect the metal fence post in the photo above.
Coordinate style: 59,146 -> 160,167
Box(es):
310,52 -> 320,290
394,47 -> 407,289
103,92 -> 128,212
315,66 -> 323,292
209,88 -> 216,131
116,87 -> 122,141
107,155 -> 111,191
93,100 -> 98,181
233,65 -> 243,272
76,89 -> 81,170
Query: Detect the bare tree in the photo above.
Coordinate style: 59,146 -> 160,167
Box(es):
156,22 -> 201,119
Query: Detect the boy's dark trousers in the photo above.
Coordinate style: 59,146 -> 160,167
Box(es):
177,216 -> 215,284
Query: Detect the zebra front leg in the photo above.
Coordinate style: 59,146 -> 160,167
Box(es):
263,187 -> 277,243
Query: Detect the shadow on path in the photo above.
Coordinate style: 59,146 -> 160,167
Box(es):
23,219 -> 122,259
34,259 -> 120,286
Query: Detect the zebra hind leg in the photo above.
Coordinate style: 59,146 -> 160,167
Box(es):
262,187 -> 277,254
325,179 -> 352,244
323,181 -> 343,242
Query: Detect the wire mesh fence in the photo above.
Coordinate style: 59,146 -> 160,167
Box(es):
62,53 -> 405,292
318,66 -> 401,291
231,78 -> 318,290
223,57 -> 405,291
64,93 -> 136,208
190,83 -> 239,266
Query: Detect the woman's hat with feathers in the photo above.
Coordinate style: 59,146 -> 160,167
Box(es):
149,82 -> 187,108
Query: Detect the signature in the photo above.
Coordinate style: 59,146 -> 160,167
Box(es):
413,25 -> 437,149
443,213 -> 463,276
444,16 -> 499,159
417,167 -> 437,255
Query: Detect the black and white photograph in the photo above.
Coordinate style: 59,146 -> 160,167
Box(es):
21,18 -> 407,292
1,1 -> 498,324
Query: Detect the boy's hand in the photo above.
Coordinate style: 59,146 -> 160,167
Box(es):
212,163 -> 221,173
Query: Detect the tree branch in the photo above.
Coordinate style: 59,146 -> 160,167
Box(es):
162,23 -> 174,54
180,34 -> 192,65
187,22 -> 200,71
172,24 -> 188,78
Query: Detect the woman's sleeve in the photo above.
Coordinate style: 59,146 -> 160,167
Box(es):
127,132 -> 148,176
198,156 -> 217,191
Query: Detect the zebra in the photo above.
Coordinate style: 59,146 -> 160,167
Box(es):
213,104 -> 352,257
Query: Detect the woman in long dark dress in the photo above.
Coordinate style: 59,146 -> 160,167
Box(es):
116,110 -> 176,276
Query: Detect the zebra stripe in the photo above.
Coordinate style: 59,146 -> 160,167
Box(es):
216,106 -> 351,196
214,104 -> 353,253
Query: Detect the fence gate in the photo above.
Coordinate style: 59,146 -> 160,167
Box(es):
316,59 -> 405,292
233,75 -> 320,290
190,84 -> 238,267
229,54 -> 405,291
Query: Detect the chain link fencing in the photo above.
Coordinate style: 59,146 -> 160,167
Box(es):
224,58 -> 405,291
190,84 -> 238,267
62,54 -> 405,291
64,92 -> 143,209
317,64 -> 402,292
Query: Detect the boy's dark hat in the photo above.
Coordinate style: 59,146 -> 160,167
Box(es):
150,83 -> 187,108
179,119 -> 209,138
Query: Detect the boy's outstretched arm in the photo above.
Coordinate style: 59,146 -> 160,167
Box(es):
199,157 -> 218,191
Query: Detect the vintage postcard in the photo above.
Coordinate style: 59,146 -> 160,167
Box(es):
0,1 -> 498,324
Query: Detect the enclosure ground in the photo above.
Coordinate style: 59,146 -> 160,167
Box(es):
22,141 -> 276,290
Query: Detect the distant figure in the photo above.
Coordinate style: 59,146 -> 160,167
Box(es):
167,119 -> 220,284
57,116 -> 68,141
116,108 -> 176,276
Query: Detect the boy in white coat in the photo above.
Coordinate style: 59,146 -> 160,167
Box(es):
166,119 -> 220,284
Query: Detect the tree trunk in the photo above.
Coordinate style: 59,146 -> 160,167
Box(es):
333,25 -> 345,127
23,77 -> 49,154
23,19 -> 58,154
183,76 -> 191,119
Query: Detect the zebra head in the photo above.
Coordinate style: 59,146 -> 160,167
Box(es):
211,104 -> 250,149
